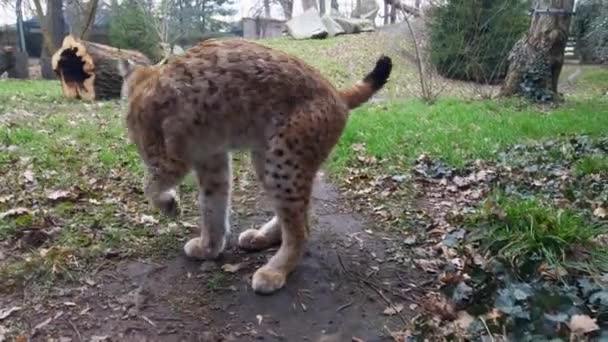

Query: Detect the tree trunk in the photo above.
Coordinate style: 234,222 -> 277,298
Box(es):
302,0 -> 317,11
40,0 -> 66,79
16,0 -> 27,52
500,0 -> 575,102
51,35 -> 151,100
384,1 -> 389,25
264,0 -> 271,17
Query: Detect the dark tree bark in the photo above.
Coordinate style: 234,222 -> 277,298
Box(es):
384,0 -> 389,25
302,0 -> 317,11
38,0 -> 66,79
385,0 -> 420,18
500,0 -> 575,101
263,0 -> 271,16
52,35 -> 150,100
16,0 -> 27,52
276,0 -> 293,19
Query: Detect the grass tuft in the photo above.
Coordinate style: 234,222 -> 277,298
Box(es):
468,192 -> 608,276
574,154 -> 608,177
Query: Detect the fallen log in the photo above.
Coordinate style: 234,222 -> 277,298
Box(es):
51,35 -> 151,100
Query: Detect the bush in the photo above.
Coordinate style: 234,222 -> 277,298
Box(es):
573,0 -> 608,64
429,0 -> 529,84
109,0 -> 161,62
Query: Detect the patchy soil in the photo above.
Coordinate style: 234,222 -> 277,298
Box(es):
0,172 -> 425,342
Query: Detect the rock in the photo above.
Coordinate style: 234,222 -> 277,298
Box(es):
332,17 -> 375,34
321,15 -> 345,37
286,8 -> 328,39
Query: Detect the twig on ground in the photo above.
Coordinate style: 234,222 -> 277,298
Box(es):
479,316 -> 495,342
336,302 -> 354,312
336,252 -> 408,326
141,315 -> 157,327
67,319 -> 83,342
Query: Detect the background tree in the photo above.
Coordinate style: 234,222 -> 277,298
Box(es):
429,0 -> 529,84
65,0 -> 100,39
109,0 -> 161,61
500,0 -> 576,102
572,0 -> 608,64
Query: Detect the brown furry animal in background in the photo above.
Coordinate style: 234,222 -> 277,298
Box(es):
118,39 -> 392,294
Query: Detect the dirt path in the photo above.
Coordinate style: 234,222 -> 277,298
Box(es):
1,173 -> 421,342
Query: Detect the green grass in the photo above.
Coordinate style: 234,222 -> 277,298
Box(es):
468,193 -> 608,276
574,154 -> 608,177
329,97 -> 608,172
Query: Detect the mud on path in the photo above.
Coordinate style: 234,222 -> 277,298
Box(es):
1,173 -> 424,342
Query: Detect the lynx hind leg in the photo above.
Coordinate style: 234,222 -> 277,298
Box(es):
238,150 -> 282,251
249,146 -> 317,294
184,152 -> 232,260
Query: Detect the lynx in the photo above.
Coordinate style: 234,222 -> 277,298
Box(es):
118,39 -> 392,294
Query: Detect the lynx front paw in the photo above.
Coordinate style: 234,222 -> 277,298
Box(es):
183,237 -> 224,260
152,190 -> 180,218
158,196 -> 180,218
238,229 -> 273,251
252,266 -> 286,294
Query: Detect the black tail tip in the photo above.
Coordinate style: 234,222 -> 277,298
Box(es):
364,55 -> 393,90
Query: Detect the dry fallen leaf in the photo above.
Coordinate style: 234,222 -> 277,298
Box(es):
140,214 -> 159,225
382,303 -> 404,316
568,314 -> 599,335
0,208 -> 30,220
221,263 -> 244,273
421,293 -> 456,320
593,207 -> 607,219
414,259 -> 440,273
46,190 -> 74,201
454,310 -> 475,330
23,170 -> 35,183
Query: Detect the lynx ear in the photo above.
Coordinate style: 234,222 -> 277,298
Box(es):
117,58 -> 135,78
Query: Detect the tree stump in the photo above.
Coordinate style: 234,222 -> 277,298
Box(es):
0,47 -> 29,79
500,0 -> 575,102
51,35 -> 151,101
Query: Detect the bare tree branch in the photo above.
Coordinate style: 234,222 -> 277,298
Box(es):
79,0 -> 100,39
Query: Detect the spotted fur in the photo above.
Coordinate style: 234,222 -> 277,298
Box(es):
118,39 -> 392,294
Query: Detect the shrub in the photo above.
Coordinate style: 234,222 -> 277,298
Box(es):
109,0 -> 161,62
573,0 -> 608,64
429,0 -> 529,84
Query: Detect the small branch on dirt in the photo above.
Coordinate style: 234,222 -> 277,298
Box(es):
141,315 -> 157,327
67,319 -> 83,342
336,252 -> 408,326
479,317 -> 495,342
311,196 -> 338,204
336,302 -> 354,312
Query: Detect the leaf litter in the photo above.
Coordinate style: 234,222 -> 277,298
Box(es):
338,135 -> 608,340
